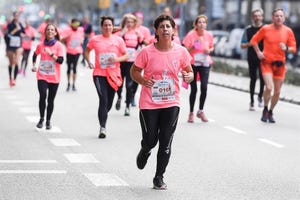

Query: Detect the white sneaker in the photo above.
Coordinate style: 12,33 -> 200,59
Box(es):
258,97 -> 264,108
249,102 -> 255,111
98,127 -> 106,139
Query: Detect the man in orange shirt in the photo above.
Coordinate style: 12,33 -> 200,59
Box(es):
251,8 -> 296,123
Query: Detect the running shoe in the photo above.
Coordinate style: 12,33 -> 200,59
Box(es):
11,79 -> 16,87
66,83 -> 70,92
124,107 -> 130,116
9,79 -> 13,87
196,110 -> 208,122
36,118 -> 44,129
258,97 -> 264,107
249,102 -> 255,111
72,85 -> 77,91
46,121 -> 52,130
136,148 -> 151,170
98,127 -> 106,139
153,176 -> 167,190
131,98 -> 136,107
115,98 -> 121,110
268,111 -> 276,123
261,108 -> 268,122
187,112 -> 194,123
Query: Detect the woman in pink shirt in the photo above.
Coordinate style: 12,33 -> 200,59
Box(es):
131,14 -> 193,190
115,13 -> 144,116
61,18 -> 84,91
182,15 -> 214,123
20,20 -> 36,76
84,16 -> 128,139
32,23 -> 64,130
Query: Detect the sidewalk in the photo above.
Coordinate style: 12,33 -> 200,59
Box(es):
209,71 -> 300,105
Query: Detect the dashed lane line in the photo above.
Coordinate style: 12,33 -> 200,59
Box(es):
49,138 -> 81,147
84,173 -> 129,187
224,126 -> 246,134
19,106 -> 37,114
0,170 -> 67,174
258,138 -> 285,148
0,160 -> 57,163
64,154 -> 99,163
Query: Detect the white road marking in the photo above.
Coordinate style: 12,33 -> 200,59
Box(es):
224,126 -> 246,134
0,170 -> 66,174
19,107 -> 37,113
35,126 -> 62,133
84,173 -> 129,187
49,138 -> 80,146
26,116 -> 39,123
11,100 -> 28,106
0,160 -> 57,163
4,94 -> 18,100
64,154 -> 99,163
207,118 -> 215,122
258,138 -> 285,148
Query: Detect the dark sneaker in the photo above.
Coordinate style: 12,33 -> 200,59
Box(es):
153,176 -> 167,190
131,98 -> 136,107
124,107 -> 130,116
36,118 -> 44,129
46,121 -> 52,130
72,85 -> 77,91
268,111 -> 276,123
136,148 -> 151,170
66,83 -> 70,92
115,98 -> 121,110
261,109 -> 268,122
98,127 -> 106,139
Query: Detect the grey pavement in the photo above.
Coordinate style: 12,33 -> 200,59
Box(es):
210,57 -> 300,105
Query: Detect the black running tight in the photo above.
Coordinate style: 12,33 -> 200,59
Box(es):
66,53 -> 80,74
37,80 -> 59,121
139,106 -> 180,177
189,65 -> 210,112
93,76 -> 115,128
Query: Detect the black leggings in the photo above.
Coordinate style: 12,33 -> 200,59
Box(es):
37,80 -> 59,121
21,49 -> 31,70
189,65 -> 210,112
139,106 -> 179,177
248,59 -> 264,103
66,53 -> 80,74
93,76 -> 116,128
117,61 -> 134,107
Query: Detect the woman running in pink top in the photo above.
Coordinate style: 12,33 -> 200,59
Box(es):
84,16 -> 128,139
182,15 -> 214,123
61,18 -> 84,91
115,13 -> 144,116
32,23 -> 64,130
131,14 -> 193,190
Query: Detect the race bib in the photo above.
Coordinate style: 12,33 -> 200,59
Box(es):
152,79 -> 175,102
69,39 -> 81,49
194,53 -> 209,66
39,60 -> 56,75
126,47 -> 136,62
9,36 -> 21,47
99,53 -> 116,69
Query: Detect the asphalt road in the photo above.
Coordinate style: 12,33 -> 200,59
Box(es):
0,42 -> 300,200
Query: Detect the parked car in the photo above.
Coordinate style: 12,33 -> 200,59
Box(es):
208,30 -> 229,56
223,28 -> 245,58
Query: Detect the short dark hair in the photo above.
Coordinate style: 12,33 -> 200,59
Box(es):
272,8 -> 284,16
153,14 -> 176,42
100,16 -> 114,26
